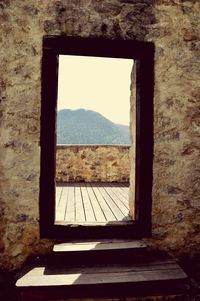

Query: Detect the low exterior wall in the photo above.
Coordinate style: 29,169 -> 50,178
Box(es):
56,145 -> 130,183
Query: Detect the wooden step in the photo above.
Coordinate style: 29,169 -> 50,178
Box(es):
51,239 -> 147,265
16,259 -> 189,301
53,239 -> 146,252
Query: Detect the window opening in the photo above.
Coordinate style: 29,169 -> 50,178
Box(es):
55,55 -> 135,225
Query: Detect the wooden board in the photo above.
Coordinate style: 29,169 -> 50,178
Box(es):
55,187 -> 63,208
53,239 -> 147,252
104,185 -> 129,210
16,261 -> 187,287
81,185 -> 96,222
55,185 -> 69,221
92,185 -> 117,221
112,183 -> 130,200
75,184 -> 85,222
85,183 -> 106,222
65,185 -> 75,222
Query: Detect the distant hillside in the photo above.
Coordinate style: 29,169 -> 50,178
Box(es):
57,109 -> 130,145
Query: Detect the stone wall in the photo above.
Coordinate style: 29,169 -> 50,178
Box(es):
0,0 -> 200,269
56,145 -> 130,183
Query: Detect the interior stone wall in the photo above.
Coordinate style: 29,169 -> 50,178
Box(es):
56,145 -> 130,183
0,0 -> 200,269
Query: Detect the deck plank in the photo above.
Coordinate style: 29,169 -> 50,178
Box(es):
110,186 -> 129,209
65,185 -> 75,222
85,183 -> 106,222
112,183 -> 129,200
117,186 -> 129,195
56,187 -> 63,208
100,184 -> 130,219
97,185 -> 126,221
119,184 -> 129,195
81,185 -> 96,222
75,184 -> 85,222
92,185 -> 117,221
56,186 -> 69,221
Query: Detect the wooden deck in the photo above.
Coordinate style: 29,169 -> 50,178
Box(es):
55,183 -> 131,224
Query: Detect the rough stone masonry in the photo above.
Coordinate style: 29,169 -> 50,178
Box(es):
0,0 -> 200,269
56,145 -> 130,183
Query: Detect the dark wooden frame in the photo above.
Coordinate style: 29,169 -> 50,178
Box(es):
40,36 -> 154,239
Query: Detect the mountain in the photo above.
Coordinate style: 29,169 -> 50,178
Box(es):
57,109 -> 130,145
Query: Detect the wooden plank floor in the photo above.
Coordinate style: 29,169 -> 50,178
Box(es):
55,183 -> 131,224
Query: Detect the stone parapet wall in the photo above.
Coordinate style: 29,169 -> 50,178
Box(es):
56,145 -> 130,183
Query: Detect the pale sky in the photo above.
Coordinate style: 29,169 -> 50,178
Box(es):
57,55 -> 133,125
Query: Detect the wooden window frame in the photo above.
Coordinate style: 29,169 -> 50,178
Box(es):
40,36 -> 154,239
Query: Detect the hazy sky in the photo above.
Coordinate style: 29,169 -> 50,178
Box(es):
57,55 -> 133,125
